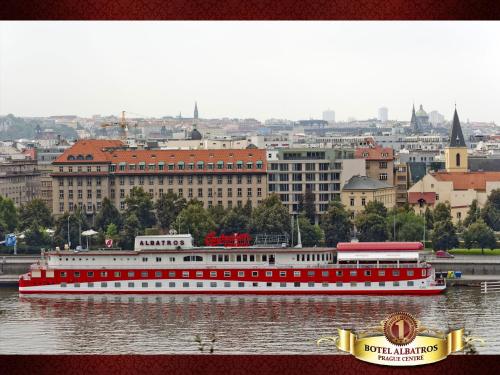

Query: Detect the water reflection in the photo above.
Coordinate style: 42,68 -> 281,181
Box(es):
0,288 -> 498,354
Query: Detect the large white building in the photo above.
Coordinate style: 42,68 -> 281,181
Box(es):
322,110 -> 335,123
378,107 -> 389,122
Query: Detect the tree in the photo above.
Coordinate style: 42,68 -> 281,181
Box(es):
24,223 -> 51,247
0,195 -> 18,233
125,187 -> 156,229
302,189 -> 316,224
53,209 -> 89,249
95,198 -> 123,232
387,210 -> 424,241
464,199 -> 481,227
105,223 -> 119,243
364,200 -> 387,217
175,201 -> 216,246
18,198 -> 53,231
220,208 -> 250,234
122,214 -> 140,250
424,207 -> 434,230
433,202 -> 452,223
355,213 -> 388,242
463,219 -> 497,254
482,189 -> 500,231
249,194 -> 291,236
154,192 -> 187,231
298,215 -> 324,247
431,219 -> 458,251
321,201 -> 352,247
208,205 -> 227,234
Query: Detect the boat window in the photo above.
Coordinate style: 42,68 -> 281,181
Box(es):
262,255 -> 267,262
294,271 -> 301,277
238,282 -> 244,288
266,282 -> 272,287
379,281 -> 385,287
184,256 -> 191,262
101,272 -> 108,277
266,271 -> 272,277
322,254 -> 325,261
422,269 -> 426,277
141,271 -> 148,277
294,282 -> 300,287
407,270 -> 414,276
249,255 -> 255,262
243,255 -> 248,262
197,282 -> 203,288
142,257 -> 148,262
336,271 -> 342,277
322,271 -> 329,277
301,254 -> 305,261
169,257 -> 176,262
306,254 -> 310,261
155,282 -> 162,288
210,271 -> 217,277
322,282 -> 329,287
312,254 -> 315,261
88,282 -> 94,288
101,282 -> 107,287
182,271 -> 189,278
212,255 -> 217,262
142,282 -> 148,288
224,271 -> 231,277
74,272 -> 80,277
60,272 -> 67,277
308,282 -> 315,287
236,255 -> 242,262
280,271 -> 286,277
336,282 -> 343,287
155,271 -> 162,278
280,282 -> 287,287
407,281 -> 414,286
196,271 -> 203,278
252,271 -> 258,277
364,270 -> 371,277
393,281 -> 400,287
364,282 -> 371,287
156,257 -> 162,262
168,271 -> 175,277
210,282 -> 217,288
114,272 -> 121,277
87,272 -> 94,277
252,282 -> 258,287
61,282 -> 67,288
378,270 -> 385,276
307,271 -> 315,277
392,270 -> 400,277
224,282 -> 231,287
128,282 -> 134,288
350,282 -> 357,287
349,271 -> 357,276
238,271 -> 245,277
169,282 -> 175,287
115,282 -> 121,287
224,255 -> 229,262
128,271 -> 135,277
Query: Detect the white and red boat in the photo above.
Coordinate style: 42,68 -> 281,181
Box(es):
19,234 -> 446,295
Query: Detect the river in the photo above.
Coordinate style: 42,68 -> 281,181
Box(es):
0,287 -> 498,354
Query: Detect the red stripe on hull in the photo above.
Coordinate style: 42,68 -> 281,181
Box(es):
19,289 -> 445,296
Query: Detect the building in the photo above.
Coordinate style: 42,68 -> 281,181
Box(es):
267,148 -> 365,221
378,107 -> 388,122
410,104 -> 430,133
322,110 -> 335,123
0,147 -> 41,206
51,140 -> 268,215
407,108 -> 500,222
341,175 -> 395,218
428,110 -> 445,126
394,162 -> 409,206
354,146 -> 395,184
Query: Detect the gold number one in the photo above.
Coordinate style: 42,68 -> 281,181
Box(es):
395,320 -> 405,339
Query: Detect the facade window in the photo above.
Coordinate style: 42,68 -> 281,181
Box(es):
379,173 -> 388,181
350,198 -> 354,206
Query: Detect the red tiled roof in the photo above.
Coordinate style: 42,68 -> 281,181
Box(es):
431,171 -> 500,191
54,140 -> 267,169
337,242 -> 423,251
354,146 -> 394,161
54,140 -> 124,163
408,192 -> 436,204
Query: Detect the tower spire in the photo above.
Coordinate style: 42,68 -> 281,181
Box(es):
194,101 -> 198,120
449,107 -> 465,147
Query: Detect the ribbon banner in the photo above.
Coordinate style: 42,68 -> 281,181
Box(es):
317,312 -> 478,366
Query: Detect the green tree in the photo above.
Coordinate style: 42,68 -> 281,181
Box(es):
122,214 -> 140,250
355,213 -> 388,242
298,214 -> 324,247
105,223 -> 119,243
302,189 -> 316,224
431,219 -> 458,251
24,223 -> 51,247
424,207 -> 434,230
154,192 -> 187,231
0,195 -> 18,233
249,194 -> 291,236
175,201 -> 216,246
53,209 -> 89,249
125,187 -> 156,229
208,205 -> 227,234
220,207 -> 250,234
18,198 -> 53,230
482,189 -> 500,231
387,209 -> 424,241
321,201 -> 352,247
433,202 -> 452,223
364,200 -> 387,217
463,219 -> 497,254
95,197 -> 123,232
464,199 -> 481,227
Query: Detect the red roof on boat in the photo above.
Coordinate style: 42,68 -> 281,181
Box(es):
336,242 -> 423,251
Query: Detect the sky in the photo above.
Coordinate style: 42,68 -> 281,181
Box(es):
1,21 -> 499,123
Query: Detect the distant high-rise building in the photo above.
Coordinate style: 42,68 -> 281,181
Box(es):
322,110 -> 335,123
378,107 -> 388,122
428,110 -> 445,126
194,102 -> 199,120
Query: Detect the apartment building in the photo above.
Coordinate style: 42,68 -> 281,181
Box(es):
355,145 -> 395,184
51,140 -> 267,215
266,148 -> 365,221
0,157 -> 40,206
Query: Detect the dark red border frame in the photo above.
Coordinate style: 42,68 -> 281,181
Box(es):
2,0 -> 500,20
0,355 -> 499,375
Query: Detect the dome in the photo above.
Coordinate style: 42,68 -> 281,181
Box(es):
415,104 -> 427,117
190,128 -> 202,140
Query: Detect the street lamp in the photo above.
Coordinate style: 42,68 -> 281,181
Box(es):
418,198 -> 426,244
67,214 -> 71,248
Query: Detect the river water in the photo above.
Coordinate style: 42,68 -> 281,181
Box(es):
0,287 -> 498,354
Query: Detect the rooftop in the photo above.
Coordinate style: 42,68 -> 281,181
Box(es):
431,171 -> 500,191
342,175 -> 393,191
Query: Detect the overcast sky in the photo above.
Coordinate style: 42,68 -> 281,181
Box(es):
1,22 -> 499,123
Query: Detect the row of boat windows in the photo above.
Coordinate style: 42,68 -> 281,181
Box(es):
59,280 -> 418,288
58,269 -> 425,278
295,253 -> 332,262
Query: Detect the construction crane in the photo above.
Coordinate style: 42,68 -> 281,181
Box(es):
100,111 -> 137,140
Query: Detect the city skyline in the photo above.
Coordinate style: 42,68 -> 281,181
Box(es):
1,21 -> 500,123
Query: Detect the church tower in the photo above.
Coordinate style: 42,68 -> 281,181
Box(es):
194,102 -> 198,120
445,108 -> 468,172
410,104 -> 420,133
